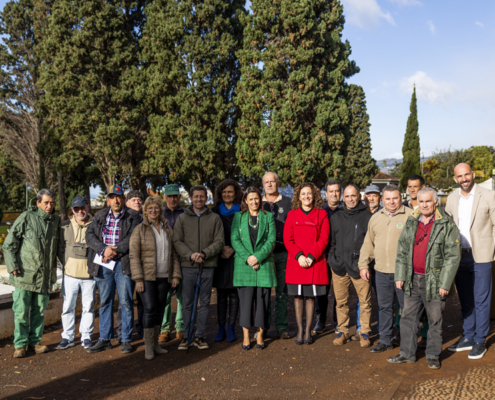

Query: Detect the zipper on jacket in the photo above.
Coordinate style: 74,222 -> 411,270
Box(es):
198,214 -> 201,258
354,224 -> 358,241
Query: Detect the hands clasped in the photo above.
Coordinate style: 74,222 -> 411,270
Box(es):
298,255 -> 313,268
247,255 -> 260,271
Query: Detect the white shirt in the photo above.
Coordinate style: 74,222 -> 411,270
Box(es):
458,184 -> 476,249
151,222 -> 169,278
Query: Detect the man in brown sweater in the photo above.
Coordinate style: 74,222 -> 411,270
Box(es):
358,184 -> 413,353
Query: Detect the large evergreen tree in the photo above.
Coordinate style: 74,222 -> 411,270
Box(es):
235,0 -> 359,186
400,86 -> 421,189
141,0 -> 246,188
341,84 -> 378,187
38,0 -> 149,189
0,0 -> 56,192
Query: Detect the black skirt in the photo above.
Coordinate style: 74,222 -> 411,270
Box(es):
287,284 -> 327,297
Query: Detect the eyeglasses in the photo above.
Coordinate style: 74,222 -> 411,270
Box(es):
415,226 -> 428,245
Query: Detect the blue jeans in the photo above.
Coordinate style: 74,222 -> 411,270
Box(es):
94,261 -> 134,342
356,269 -> 380,332
455,252 -> 492,343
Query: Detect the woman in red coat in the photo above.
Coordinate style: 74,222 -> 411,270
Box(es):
284,183 -> 330,345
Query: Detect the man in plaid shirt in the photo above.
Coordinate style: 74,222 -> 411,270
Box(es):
85,185 -> 142,354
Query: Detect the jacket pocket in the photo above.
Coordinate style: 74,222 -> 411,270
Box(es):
72,244 -> 89,258
16,269 -> 37,286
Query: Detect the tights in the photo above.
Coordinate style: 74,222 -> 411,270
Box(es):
294,296 -> 315,341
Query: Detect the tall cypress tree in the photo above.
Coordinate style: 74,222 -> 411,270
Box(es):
141,0 -> 246,188
341,84 -> 378,187
235,0 -> 359,186
400,86 -> 421,189
38,0 -> 149,189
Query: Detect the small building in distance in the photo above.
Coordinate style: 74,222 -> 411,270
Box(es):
371,172 -> 400,192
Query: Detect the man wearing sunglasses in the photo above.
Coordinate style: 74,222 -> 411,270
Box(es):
388,187 -> 460,369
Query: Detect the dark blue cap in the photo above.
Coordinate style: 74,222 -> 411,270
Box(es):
71,196 -> 88,208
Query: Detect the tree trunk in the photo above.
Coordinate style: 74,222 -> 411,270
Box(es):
57,171 -> 68,222
84,184 -> 91,209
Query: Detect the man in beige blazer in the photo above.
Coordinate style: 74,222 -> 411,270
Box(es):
445,163 -> 495,360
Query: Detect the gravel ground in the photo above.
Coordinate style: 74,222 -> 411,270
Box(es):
1,289 -> 495,400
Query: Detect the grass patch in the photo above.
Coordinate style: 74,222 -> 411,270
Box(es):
0,225 -> 9,236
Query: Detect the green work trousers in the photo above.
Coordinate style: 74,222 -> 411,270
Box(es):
160,281 -> 184,333
268,251 -> 289,331
395,299 -> 429,338
12,288 -> 50,349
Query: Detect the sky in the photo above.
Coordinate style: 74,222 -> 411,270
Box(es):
339,0 -> 495,160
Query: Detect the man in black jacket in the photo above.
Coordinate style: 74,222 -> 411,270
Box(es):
85,185 -> 142,354
328,184 -> 373,348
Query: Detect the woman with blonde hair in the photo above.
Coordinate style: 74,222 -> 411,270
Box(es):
284,183 -> 330,345
130,196 -> 181,360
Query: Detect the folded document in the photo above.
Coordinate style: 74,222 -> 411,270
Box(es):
94,253 -> 116,270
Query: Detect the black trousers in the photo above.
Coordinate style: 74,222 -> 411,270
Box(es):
138,278 -> 171,329
315,265 -> 337,325
237,286 -> 270,329
217,288 -> 239,325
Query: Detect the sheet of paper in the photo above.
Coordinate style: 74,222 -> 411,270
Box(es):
94,253 -> 116,270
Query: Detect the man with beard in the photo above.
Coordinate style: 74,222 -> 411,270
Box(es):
446,163 -> 495,360
328,184 -> 373,348
57,196 -> 95,350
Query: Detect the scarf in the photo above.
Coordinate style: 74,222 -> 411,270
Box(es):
219,202 -> 240,216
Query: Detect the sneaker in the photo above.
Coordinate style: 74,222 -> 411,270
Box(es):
333,332 -> 350,346
387,354 -> 416,364
178,339 -> 190,351
351,331 -> 361,341
82,339 -> 92,349
468,343 -> 487,360
28,344 -> 49,354
121,341 -> 133,354
194,337 -> 209,350
448,336 -> 475,352
56,339 -> 75,350
311,320 -> 326,335
427,358 -> 441,369
370,342 -> 393,353
86,339 -> 112,353
277,330 -> 290,340
360,334 -> 371,348
13,347 -> 26,358
158,332 -> 171,344
418,337 -> 427,349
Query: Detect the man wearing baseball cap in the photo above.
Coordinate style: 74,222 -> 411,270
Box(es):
85,185 -> 142,354
364,185 -> 382,214
159,183 -> 185,343
57,196 -> 95,350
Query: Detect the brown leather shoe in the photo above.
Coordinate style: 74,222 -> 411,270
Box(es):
28,344 -> 49,354
360,334 -> 371,348
176,331 -> 184,341
13,348 -> 26,358
158,332 -> 171,344
333,332 -> 350,346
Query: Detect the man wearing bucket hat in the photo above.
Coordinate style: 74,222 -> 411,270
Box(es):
364,185 -> 383,215
57,196 -> 95,350
158,183 -> 186,343
85,185 -> 142,354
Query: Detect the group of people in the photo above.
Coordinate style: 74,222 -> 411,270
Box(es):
4,163 -> 495,370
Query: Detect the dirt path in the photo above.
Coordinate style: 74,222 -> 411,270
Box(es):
1,291 -> 494,400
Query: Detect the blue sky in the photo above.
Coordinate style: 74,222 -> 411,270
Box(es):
340,0 -> 495,160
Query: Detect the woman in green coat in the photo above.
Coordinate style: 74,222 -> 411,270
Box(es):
231,187 -> 276,350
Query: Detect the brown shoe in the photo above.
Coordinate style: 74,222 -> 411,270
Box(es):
333,332 -> 350,346
28,344 -> 49,354
158,332 -> 171,344
13,347 -> 26,358
360,334 -> 371,348
176,331 -> 184,341
351,331 -> 360,341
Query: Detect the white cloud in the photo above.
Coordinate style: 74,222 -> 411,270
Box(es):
341,0 -> 395,30
388,0 -> 422,5
427,20 -> 435,35
475,21 -> 484,28
400,71 -> 454,104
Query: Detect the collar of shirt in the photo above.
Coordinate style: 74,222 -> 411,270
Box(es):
262,193 -> 283,203
107,207 -> 124,219
418,213 -> 435,225
459,183 -> 476,199
194,208 -> 207,217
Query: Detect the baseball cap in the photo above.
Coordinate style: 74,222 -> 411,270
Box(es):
164,184 -> 180,196
364,184 -> 381,195
107,184 -> 124,196
71,196 -> 88,208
